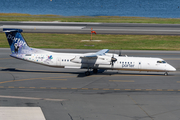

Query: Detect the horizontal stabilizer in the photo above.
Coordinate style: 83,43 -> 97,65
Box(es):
3,28 -> 23,33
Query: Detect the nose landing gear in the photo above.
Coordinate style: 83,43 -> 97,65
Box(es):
164,72 -> 168,76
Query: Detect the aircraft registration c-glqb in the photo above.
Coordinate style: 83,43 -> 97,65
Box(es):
3,28 -> 176,76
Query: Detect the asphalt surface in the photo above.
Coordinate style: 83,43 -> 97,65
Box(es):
0,48 -> 180,120
1,21 -> 180,35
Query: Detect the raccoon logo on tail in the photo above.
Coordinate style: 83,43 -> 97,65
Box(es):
3,28 -> 30,54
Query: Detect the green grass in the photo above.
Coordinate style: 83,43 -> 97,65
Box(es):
1,13 -> 180,24
0,33 -> 180,50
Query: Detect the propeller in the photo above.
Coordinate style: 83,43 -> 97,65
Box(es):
111,53 -> 117,67
119,49 -> 122,56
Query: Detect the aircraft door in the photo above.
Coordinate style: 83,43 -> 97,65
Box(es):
56,57 -> 61,66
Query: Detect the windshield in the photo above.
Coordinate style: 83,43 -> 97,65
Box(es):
157,61 -> 166,63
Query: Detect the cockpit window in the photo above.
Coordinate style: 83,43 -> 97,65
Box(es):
157,61 -> 166,63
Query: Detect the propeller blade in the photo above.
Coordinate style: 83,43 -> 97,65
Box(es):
111,54 -> 117,67
119,49 -> 122,56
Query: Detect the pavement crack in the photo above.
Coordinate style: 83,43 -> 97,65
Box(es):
128,95 -> 154,120
68,113 -> 74,120
9,72 -> 15,81
81,77 -> 103,89
152,108 -> 180,117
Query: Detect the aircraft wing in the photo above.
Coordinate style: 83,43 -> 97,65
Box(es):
71,49 -> 110,64
83,49 -> 109,58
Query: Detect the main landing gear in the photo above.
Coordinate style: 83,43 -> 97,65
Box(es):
164,72 -> 168,76
85,71 -> 90,76
85,69 -> 98,76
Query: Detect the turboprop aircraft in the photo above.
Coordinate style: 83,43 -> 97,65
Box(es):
3,28 -> 176,76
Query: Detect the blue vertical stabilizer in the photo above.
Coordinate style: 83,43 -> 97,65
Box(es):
3,28 -> 30,54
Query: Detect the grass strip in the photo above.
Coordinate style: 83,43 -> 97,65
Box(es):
1,13 -> 180,24
0,33 -> 179,50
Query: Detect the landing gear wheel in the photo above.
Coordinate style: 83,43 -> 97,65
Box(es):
164,72 -> 168,76
93,69 -> 98,74
85,71 -> 90,76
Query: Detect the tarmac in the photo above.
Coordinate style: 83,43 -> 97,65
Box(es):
0,48 -> 180,120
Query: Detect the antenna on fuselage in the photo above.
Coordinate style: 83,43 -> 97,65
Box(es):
119,49 -> 122,56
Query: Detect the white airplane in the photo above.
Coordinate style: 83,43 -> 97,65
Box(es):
3,28 -> 176,76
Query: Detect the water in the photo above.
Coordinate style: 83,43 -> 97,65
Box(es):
1,0 -> 180,18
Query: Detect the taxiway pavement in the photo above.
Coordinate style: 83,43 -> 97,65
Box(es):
0,48 -> 180,120
1,21 -> 180,35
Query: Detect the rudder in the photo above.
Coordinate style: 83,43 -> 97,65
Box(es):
3,28 -> 30,54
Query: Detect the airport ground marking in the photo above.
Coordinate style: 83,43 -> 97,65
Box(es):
41,78 -> 67,81
0,77 -> 69,85
40,87 -> 46,89
82,88 -> 88,90
167,89 -> 174,91
29,87 -> 36,89
109,80 -> 134,82
8,86 -> 14,88
112,74 -> 161,77
50,87 -> 57,89
71,88 -> 78,90
0,86 -> 179,92
19,87 -> 25,88
61,87 -> 67,89
114,89 -> 121,90
102,88 -> 109,90
157,89 -> 162,91
0,95 -> 66,101
146,89 -> 152,91
125,89 -> 131,91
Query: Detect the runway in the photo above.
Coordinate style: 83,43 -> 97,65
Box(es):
1,21 -> 180,35
0,48 -> 180,120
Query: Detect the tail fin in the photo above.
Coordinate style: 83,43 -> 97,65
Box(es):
3,28 -> 30,54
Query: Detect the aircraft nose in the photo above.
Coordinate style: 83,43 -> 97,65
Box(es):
167,64 -> 176,72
